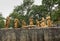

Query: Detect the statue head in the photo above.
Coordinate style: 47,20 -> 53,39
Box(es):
22,20 -> 25,22
6,16 -> 10,19
30,17 -> 33,19
36,19 -> 38,21
46,16 -> 51,20
42,17 -> 45,21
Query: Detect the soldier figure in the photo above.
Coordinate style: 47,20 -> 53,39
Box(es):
40,17 -> 47,28
36,19 -> 40,27
5,16 -> 10,28
14,18 -> 19,28
22,20 -> 27,28
29,17 -> 34,26
46,16 -> 53,27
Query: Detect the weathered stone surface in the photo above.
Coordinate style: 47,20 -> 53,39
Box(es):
0,27 -> 60,41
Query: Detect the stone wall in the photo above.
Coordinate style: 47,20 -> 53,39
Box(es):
0,27 -> 60,41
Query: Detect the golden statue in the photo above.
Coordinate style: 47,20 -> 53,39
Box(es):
14,18 -> 19,28
46,16 -> 53,27
36,19 -> 40,27
29,17 -> 34,26
5,16 -> 10,28
40,17 -> 47,28
22,20 -> 27,28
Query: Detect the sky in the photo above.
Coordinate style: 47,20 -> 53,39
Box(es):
0,0 -> 42,18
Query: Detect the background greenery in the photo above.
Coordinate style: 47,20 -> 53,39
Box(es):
0,0 -> 60,28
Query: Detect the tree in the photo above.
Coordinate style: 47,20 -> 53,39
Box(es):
10,0 -> 50,26
10,0 -> 60,27
13,0 -> 34,15
28,5 -> 48,19
52,9 -> 60,21
0,14 -> 5,28
9,0 -> 34,27
42,0 -> 59,16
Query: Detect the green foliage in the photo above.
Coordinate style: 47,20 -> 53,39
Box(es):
0,14 -> 5,28
29,5 -> 48,18
42,0 -> 59,17
9,0 -> 34,27
52,9 -> 60,21
0,20 -> 4,28
9,0 -> 60,27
